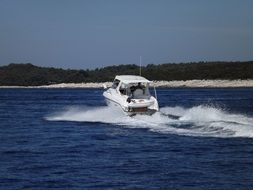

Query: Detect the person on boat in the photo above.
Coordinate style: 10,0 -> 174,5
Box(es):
129,82 -> 143,92
129,83 -> 145,100
136,82 -> 145,90
127,84 -> 137,102
135,82 -> 145,95
130,85 -> 136,93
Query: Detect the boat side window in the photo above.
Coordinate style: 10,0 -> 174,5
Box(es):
136,82 -> 145,91
112,79 -> 120,89
119,83 -> 127,95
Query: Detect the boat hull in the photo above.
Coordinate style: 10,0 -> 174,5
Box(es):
104,96 -> 158,116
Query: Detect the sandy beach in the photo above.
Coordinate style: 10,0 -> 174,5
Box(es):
153,80 -> 253,88
1,80 -> 253,88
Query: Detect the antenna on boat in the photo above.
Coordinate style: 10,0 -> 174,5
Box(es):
139,56 -> 142,76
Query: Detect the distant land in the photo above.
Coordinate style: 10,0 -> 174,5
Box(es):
0,61 -> 253,86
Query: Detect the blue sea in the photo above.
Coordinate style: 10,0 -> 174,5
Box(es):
1,88 -> 253,189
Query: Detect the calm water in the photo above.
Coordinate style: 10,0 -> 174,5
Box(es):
1,88 -> 253,189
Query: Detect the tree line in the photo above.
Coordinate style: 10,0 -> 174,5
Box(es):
0,61 -> 253,86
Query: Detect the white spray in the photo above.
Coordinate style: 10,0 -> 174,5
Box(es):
46,105 -> 253,138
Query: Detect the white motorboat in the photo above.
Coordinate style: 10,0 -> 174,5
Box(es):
103,75 -> 159,116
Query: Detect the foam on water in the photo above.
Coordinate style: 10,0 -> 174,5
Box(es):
46,105 -> 253,138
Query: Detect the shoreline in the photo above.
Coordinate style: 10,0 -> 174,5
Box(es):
1,80 -> 253,88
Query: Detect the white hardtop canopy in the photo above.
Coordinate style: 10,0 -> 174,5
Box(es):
115,75 -> 151,84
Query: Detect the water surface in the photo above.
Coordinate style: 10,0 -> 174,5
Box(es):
1,88 -> 253,189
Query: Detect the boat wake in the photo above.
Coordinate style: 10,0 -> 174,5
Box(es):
46,105 -> 253,138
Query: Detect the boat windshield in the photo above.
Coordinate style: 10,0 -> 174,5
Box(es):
119,82 -> 150,99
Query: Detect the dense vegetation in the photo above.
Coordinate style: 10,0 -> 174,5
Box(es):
0,61 -> 253,86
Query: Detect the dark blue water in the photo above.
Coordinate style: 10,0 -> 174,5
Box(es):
1,88 -> 253,189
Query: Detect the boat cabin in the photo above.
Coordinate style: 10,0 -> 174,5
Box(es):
112,75 -> 152,99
